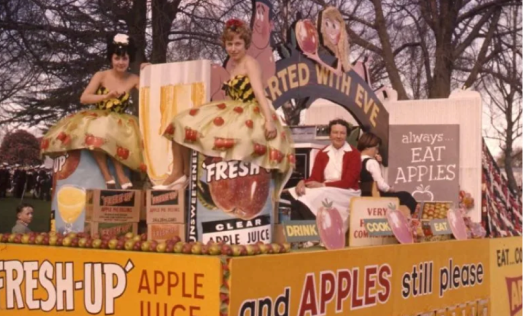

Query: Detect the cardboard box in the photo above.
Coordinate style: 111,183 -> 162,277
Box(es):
86,189 -> 142,223
416,201 -> 453,243
147,223 -> 186,242
145,190 -> 185,224
86,222 -> 138,237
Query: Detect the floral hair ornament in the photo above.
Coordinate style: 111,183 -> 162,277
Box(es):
225,19 -> 244,31
113,34 -> 129,45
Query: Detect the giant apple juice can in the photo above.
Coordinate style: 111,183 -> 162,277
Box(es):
187,151 -> 276,245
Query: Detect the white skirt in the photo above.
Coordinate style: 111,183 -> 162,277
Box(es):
288,186 -> 361,233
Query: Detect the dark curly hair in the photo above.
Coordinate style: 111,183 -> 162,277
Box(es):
106,33 -> 136,63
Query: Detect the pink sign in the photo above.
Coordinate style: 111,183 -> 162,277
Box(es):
387,210 -> 414,244
447,209 -> 468,240
316,206 -> 345,250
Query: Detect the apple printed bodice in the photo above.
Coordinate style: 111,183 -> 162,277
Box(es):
95,86 -> 130,113
222,75 -> 256,103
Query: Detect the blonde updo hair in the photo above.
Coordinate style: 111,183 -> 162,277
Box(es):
221,19 -> 252,49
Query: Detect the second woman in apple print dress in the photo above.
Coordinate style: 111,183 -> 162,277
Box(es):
158,19 -> 295,191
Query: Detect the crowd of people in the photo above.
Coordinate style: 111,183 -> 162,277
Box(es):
0,163 -> 52,200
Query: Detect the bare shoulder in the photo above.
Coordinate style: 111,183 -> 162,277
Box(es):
127,73 -> 139,83
96,70 -> 109,78
244,55 -> 260,68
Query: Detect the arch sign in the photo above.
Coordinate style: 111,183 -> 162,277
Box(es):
211,1 -> 390,164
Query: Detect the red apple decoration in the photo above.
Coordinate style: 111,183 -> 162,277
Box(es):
62,135 -> 72,145
223,138 -> 235,149
233,107 -> 243,114
296,19 -> 319,54
213,116 -> 225,126
85,134 -> 105,148
252,143 -> 267,156
116,146 -> 130,160
184,128 -> 198,143
164,123 -> 175,135
316,200 -> 345,250
149,240 -> 159,252
14,234 -> 23,243
189,108 -> 199,116
269,148 -> 284,163
40,138 -> 50,150
245,120 -> 253,129
221,245 -> 232,256
116,240 -> 125,250
208,161 -> 271,220
216,103 -> 226,110
1,233 -> 9,243
182,243 -> 193,254
57,132 -> 67,141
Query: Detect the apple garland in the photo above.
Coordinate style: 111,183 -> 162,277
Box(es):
220,257 -> 230,316
0,231 -> 292,257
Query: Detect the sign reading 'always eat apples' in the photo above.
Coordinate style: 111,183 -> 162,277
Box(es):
388,125 -> 460,207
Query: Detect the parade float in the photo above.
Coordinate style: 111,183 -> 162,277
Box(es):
0,2 -> 521,316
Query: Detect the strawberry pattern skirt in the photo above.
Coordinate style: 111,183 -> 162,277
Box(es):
40,109 -> 144,171
163,100 -> 295,175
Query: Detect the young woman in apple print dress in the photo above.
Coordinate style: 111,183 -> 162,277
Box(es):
156,19 -> 295,190
40,34 -> 145,189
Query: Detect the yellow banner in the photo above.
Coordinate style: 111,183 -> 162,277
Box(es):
490,237 -> 523,316
0,243 -> 221,315
229,239 -> 490,316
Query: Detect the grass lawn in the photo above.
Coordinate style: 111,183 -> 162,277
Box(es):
0,197 -> 51,233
